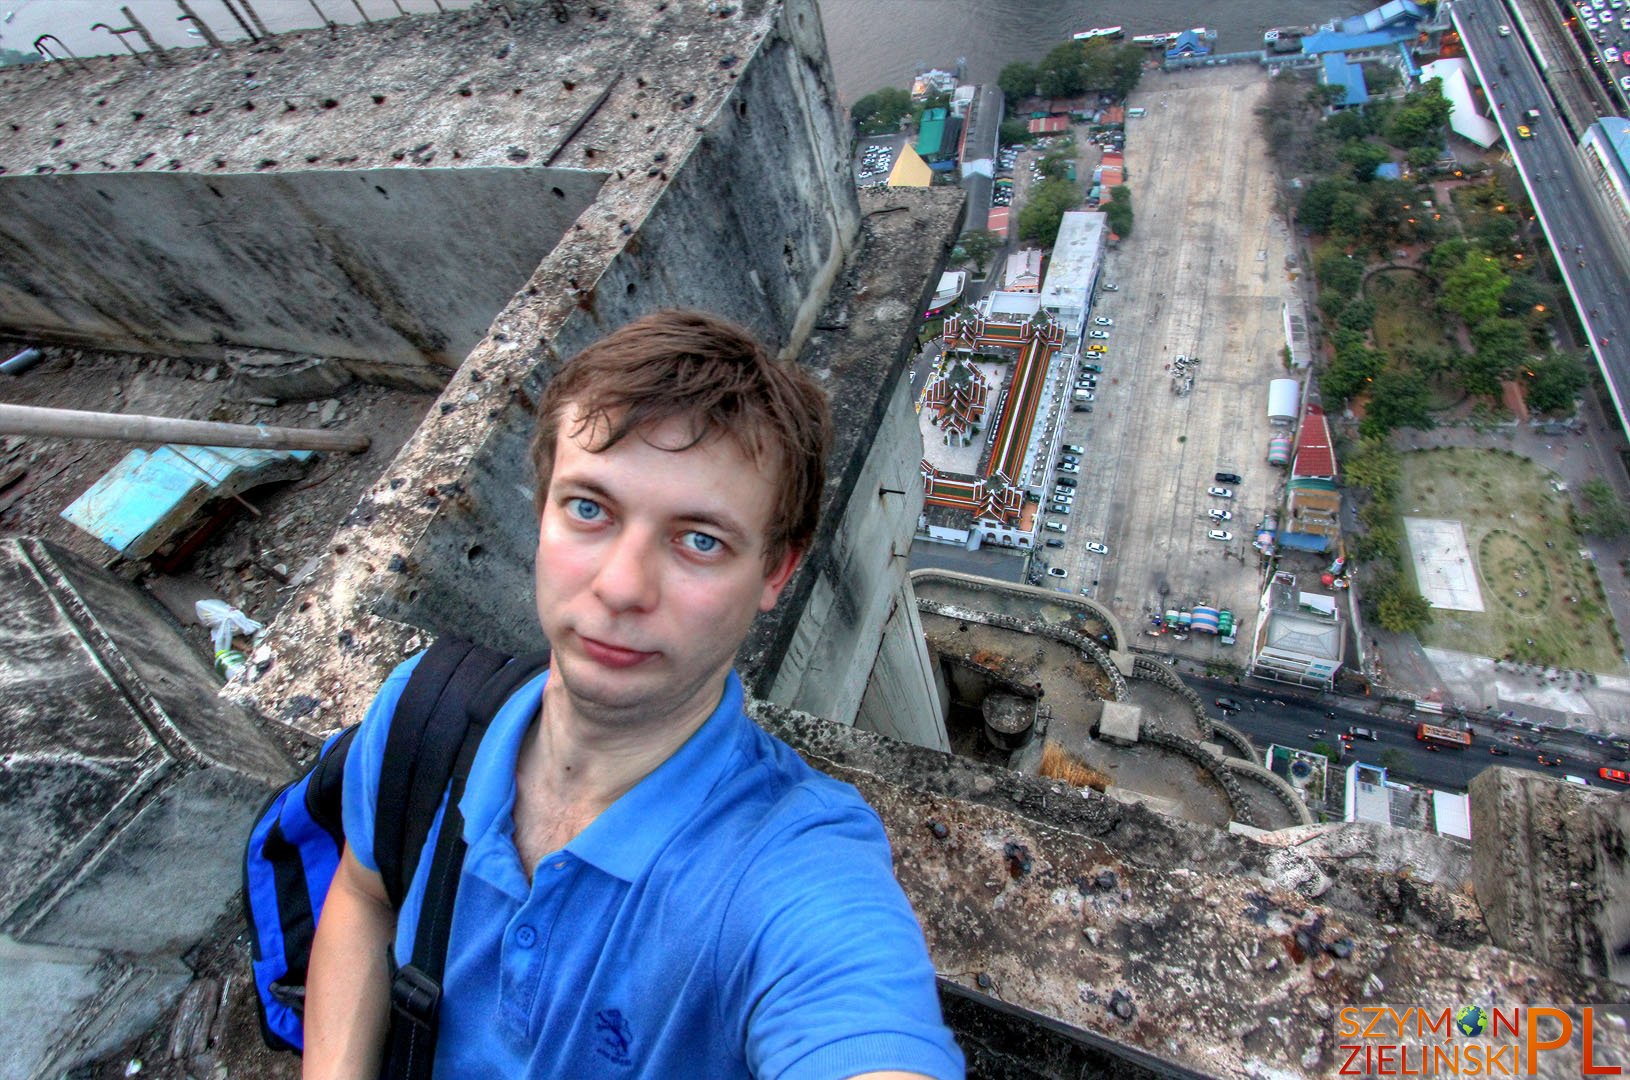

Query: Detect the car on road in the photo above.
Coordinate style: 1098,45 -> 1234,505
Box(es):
1517,124 -> 1533,139
1086,542 -> 1109,555
1621,74 -> 1630,91
1093,317 -> 1114,326
1044,538 -> 1064,548
1207,486 -> 1234,498
1209,509 -> 1232,521
1088,331 -> 1110,340
1214,471 -> 1241,484
1207,529 -> 1232,541
1599,766 -> 1630,783
1214,697 -> 1241,712
1489,746 -> 1510,756
1081,363 -> 1103,373
1102,283 -> 1119,291
1538,754 -> 1562,767
1498,22 -> 1512,34
1348,727 -> 1377,740
1047,567 -> 1068,578
1606,45 -> 1621,61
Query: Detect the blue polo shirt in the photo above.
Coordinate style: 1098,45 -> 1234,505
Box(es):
342,655 -> 964,1079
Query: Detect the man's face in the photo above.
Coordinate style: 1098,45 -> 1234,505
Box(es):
533,406 -> 799,726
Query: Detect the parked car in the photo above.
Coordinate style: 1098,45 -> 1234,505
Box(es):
1044,521 -> 1067,533
1093,317 -> 1113,326
1207,529 -> 1232,541
1085,542 -> 1109,555
1056,476 -> 1077,488
1214,471 -> 1242,484
1063,444 -> 1085,454
1088,331 -> 1111,340
1059,462 -> 1079,473
1077,392 -> 1095,402
1044,538 -> 1065,548
1102,283 -> 1119,291
1047,567 -> 1068,578
1086,344 -> 1108,353
1209,509 -> 1232,521
1061,454 -> 1079,464
1081,363 -> 1103,373
1050,503 -> 1071,515
1207,486 -> 1234,498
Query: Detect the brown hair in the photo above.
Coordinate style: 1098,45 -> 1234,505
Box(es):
531,309 -> 832,568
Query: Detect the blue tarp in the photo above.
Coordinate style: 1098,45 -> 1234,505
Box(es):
1374,162 -> 1402,179
63,444 -> 315,559
1279,531 -> 1333,553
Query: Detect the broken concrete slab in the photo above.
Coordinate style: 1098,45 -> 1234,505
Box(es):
0,539 -> 291,1077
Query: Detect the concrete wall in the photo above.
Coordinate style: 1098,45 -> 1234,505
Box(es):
768,378 -> 949,749
0,167 -> 602,377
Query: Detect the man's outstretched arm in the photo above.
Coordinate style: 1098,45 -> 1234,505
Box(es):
303,845 -> 395,1080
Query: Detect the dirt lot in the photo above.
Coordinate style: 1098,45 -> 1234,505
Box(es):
1049,65 -> 1298,655
0,342 -> 435,661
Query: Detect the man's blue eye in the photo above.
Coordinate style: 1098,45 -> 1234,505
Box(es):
685,532 -> 719,554
569,498 -> 602,521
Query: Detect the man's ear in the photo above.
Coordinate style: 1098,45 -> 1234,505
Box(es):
758,546 -> 803,612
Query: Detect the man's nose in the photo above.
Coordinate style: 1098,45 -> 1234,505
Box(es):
592,530 -> 659,611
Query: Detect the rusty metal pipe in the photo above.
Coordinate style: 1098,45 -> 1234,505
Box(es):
0,403 -> 371,454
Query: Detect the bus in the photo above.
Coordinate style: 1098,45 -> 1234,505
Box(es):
1415,723 -> 1471,748
1599,767 -> 1630,785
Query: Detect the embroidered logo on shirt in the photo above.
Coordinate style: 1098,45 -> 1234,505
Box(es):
594,1008 -> 633,1066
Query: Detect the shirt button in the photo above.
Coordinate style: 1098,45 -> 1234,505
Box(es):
515,925 -> 537,948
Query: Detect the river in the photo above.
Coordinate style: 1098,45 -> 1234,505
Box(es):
7,0 -> 1368,100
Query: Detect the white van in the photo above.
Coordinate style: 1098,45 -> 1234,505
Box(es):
1043,521 -> 1067,533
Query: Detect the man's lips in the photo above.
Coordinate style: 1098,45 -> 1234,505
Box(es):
577,635 -> 658,668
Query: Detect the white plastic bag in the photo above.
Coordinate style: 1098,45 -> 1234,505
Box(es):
195,598 -> 263,653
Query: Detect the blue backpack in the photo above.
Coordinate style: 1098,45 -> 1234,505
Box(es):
243,638 -> 549,1074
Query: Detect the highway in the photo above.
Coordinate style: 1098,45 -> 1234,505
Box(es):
1455,0 -> 1630,434
1180,672 -> 1626,792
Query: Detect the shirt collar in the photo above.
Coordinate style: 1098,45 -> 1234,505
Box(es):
458,669 -> 752,884
565,670 -> 751,881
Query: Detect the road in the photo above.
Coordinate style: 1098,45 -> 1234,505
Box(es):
1180,672 -> 1627,790
1456,0 -> 1630,435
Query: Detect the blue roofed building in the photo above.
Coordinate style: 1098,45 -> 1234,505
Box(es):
1165,29 -> 1211,59
1321,53 -> 1371,109
1300,0 -> 1426,56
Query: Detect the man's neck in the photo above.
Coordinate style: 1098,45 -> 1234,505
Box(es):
510,676 -> 723,867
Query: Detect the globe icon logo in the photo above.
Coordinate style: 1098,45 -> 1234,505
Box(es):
1455,1005 -> 1489,1038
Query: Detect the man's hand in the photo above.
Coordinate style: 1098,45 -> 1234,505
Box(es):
303,846 -> 396,1080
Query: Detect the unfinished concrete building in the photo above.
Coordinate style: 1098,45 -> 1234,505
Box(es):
2,2 -> 1629,1077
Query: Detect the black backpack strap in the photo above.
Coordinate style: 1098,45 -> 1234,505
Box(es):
375,638 -> 511,908
381,647 -> 549,1080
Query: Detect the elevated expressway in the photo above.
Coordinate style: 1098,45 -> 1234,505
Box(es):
1453,0 -> 1630,434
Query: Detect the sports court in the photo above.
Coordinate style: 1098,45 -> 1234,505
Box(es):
1403,517 -> 1485,612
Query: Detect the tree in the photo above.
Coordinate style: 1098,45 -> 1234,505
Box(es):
1299,177 -> 1359,235
999,118 -> 1034,147
1524,351 -> 1589,414
998,61 -> 1039,102
1345,437 -> 1401,501
1107,45 -> 1146,98
1579,478 -> 1630,537
1312,740 -> 1342,763
1340,141 -> 1392,183
1038,41 -> 1088,99
1439,250 -> 1511,326
959,229 -> 1000,275
1385,80 -> 1451,149
1354,522 -> 1403,569
1018,178 -> 1080,243
1376,577 -> 1433,634
1103,188 -> 1133,238
850,87 -> 912,135
1360,367 -> 1434,437
0,48 -> 42,68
